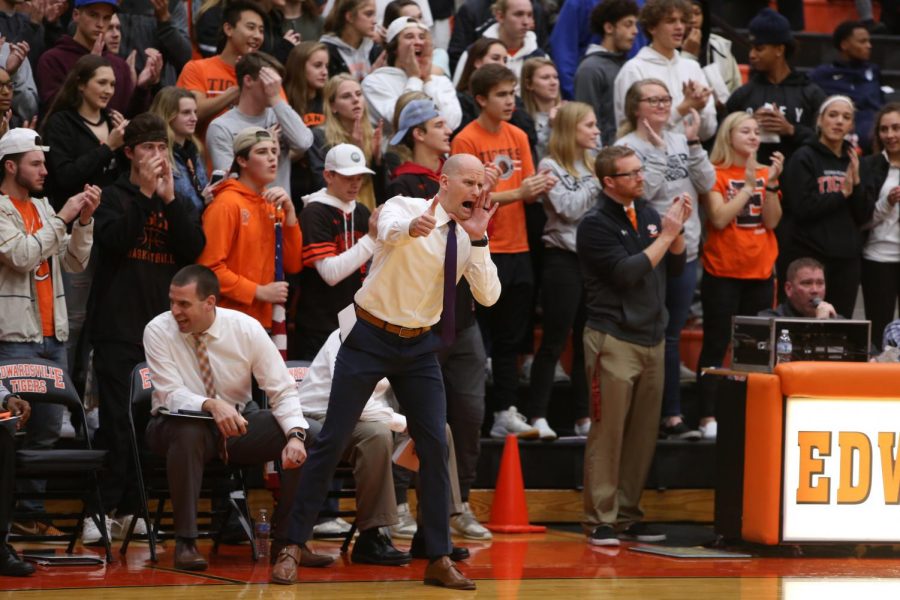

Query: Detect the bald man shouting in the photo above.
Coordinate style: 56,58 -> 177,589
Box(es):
272,154 -> 501,590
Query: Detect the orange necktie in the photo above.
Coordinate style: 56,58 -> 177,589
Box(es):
625,206 -> 638,231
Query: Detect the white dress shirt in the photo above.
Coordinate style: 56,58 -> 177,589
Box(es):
297,329 -> 407,432
143,307 -> 309,433
353,195 -> 501,328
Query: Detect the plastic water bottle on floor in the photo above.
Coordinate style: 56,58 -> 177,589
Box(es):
776,330 -> 793,365
255,509 -> 270,559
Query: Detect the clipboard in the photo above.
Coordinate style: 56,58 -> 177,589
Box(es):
1,414 -> 19,433
157,407 -> 214,420
392,438 -> 419,472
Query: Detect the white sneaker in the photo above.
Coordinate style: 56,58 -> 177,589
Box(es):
312,517 -> 352,538
110,514 -> 148,541
553,361 -> 571,383
531,417 -> 558,441
390,503 -> 417,539
490,406 -> 539,439
699,420 -> 718,440
574,420 -> 591,437
82,515 -> 114,545
450,502 -> 492,540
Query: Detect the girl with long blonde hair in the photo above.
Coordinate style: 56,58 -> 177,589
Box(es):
526,101 -> 599,440
306,73 -> 386,209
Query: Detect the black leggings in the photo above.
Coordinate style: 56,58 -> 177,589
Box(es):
861,259 -> 900,349
697,271 -> 775,418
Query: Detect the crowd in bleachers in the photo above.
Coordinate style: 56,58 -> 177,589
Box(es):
2,0 -> 900,582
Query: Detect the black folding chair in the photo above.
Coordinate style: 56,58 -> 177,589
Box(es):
120,362 -> 256,561
1,358 -> 112,562
285,360 -> 358,554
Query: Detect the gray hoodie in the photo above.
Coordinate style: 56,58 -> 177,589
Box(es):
539,156 -> 599,253
320,34 -> 377,81
574,44 -> 627,148
615,130 -> 715,262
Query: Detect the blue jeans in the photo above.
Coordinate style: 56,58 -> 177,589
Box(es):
0,337 -> 68,513
661,259 -> 698,419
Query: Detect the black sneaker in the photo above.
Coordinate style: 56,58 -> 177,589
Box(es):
588,525 -> 620,546
619,522 -> 666,542
660,420 -> 701,441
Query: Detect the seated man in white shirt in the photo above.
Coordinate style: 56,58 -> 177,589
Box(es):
143,264 -> 329,572
298,329 -> 471,565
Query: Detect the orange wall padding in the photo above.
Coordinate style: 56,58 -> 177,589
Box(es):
742,372 -> 784,545
776,362 -> 900,399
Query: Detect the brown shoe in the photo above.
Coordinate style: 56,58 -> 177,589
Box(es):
301,543 -> 335,567
174,538 -> 208,571
271,544 -> 301,585
269,541 -> 334,567
423,556 -> 476,590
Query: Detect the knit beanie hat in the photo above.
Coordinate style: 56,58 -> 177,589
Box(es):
748,8 -> 793,46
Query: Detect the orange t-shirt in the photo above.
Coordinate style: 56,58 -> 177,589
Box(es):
701,165 -> 779,280
450,120 -> 534,254
177,55 -> 237,143
10,198 -> 53,336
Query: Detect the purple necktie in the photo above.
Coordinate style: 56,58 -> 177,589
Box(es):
440,220 -> 457,345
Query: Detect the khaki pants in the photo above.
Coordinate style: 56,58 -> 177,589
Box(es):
581,328 -> 663,531
308,417 -> 399,532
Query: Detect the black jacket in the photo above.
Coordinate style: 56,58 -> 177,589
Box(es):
725,70 -> 827,163
89,173 -> 206,345
860,151 -> 890,218
42,109 -> 121,210
577,191 -> 685,346
782,140 -> 871,260
448,0 -> 548,72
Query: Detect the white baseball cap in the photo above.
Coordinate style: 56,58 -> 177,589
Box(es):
385,16 -> 425,44
324,144 -> 375,176
0,128 -> 49,160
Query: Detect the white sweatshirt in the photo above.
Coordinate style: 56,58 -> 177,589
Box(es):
613,45 -> 718,142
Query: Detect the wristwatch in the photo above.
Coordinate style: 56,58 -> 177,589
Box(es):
471,235 -> 489,247
766,184 -> 780,193
287,429 -> 307,443
0,393 -> 20,411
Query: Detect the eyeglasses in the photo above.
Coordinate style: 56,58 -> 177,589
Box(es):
640,95 -> 673,107
0,81 -> 12,92
609,167 -> 645,179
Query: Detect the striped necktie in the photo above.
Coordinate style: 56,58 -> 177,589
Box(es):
192,332 -> 216,399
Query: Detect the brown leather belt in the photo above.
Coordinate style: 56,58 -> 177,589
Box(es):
355,305 -> 431,338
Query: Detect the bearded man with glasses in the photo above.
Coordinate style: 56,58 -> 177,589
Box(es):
575,145 -> 691,548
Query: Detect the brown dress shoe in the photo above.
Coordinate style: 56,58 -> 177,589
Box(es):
301,544 -> 335,567
174,538 -> 208,571
423,556 -> 476,590
271,544 -> 301,585
269,541 -> 335,567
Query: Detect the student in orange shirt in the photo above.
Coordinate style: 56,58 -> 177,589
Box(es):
177,0 -> 267,142
697,111 -> 784,434
450,63 -> 554,439
198,127 -> 302,330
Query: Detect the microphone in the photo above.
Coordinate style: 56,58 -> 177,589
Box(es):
812,297 -> 822,308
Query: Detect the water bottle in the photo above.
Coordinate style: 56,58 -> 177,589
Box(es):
255,509 -> 270,559
776,329 -> 793,365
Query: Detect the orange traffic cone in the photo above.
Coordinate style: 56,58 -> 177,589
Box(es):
485,434 -> 546,533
